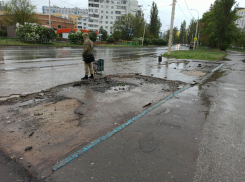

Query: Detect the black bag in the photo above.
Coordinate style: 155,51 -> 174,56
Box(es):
84,54 -> 95,63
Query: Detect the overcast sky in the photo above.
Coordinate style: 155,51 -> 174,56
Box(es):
33,0 -> 245,30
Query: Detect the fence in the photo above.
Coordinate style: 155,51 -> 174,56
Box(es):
122,40 -> 140,47
0,37 -> 84,47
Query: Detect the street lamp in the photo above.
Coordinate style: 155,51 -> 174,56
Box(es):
191,9 -> 199,49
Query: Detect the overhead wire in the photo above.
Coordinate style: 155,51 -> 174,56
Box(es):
183,0 -> 194,18
176,1 -> 189,22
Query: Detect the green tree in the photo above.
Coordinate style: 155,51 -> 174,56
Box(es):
89,31 -> 97,42
99,26 -> 108,41
199,1 -> 239,50
186,18 -> 197,43
113,13 -> 144,40
2,0 -> 39,25
213,0 -> 238,49
179,20 -> 186,44
149,1 -> 162,38
172,27 -> 179,44
112,31 -> 122,41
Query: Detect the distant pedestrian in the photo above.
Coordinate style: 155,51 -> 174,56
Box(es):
82,33 -> 94,80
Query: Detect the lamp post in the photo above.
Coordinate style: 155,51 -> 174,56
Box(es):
191,9 -> 199,49
142,14 -> 150,46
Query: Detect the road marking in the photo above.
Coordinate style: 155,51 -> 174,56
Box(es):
52,62 -> 224,171
53,85 -> 188,171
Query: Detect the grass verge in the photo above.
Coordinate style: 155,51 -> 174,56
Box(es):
162,46 -> 227,61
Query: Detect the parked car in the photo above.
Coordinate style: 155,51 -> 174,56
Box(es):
189,42 -> 194,49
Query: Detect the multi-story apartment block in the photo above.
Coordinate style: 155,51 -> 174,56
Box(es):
236,8 -> 245,30
42,6 -> 88,16
42,6 -> 89,30
88,0 -> 140,34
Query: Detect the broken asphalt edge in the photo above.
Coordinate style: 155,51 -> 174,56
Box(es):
52,63 -> 224,172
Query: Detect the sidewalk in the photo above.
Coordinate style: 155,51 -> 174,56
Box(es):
45,50 -> 245,182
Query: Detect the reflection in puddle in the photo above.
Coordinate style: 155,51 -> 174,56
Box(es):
167,62 -> 186,69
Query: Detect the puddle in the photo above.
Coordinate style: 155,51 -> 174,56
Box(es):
106,85 -> 131,93
220,58 -> 231,61
167,62 -> 186,69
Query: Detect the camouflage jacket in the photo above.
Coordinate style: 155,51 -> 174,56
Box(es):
82,38 -> 93,59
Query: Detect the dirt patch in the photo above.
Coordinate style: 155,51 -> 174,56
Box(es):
182,70 -> 206,76
0,74 -> 186,180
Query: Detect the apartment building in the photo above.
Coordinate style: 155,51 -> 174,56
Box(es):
236,8 -> 245,30
43,6 -> 89,30
88,0 -> 140,34
42,6 -> 88,16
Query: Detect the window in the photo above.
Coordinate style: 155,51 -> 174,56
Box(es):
84,23 -> 87,25
115,11 -> 121,14
78,22 -> 81,24
110,21 -> 113,24
106,5 -> 109,9
101,16 -> 103,18
106,16 -> 108,19
75,26 -> 77,28
101,10 -> 103,13
111,16 -> 113,19
106,21 -> 108,24
106,11 -> 108,14
111,11 -> 113,14
78,26 -> 82,29
105,26 -> 108,28
111,6 -> 114,9
101,5 -> 103,8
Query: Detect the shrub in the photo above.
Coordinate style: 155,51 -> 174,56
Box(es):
221,42 -> 230,51
0,30 -> 7,36
15,24 -> 56,42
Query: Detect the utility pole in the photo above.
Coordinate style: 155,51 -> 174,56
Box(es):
167,0 -> 176,55
49,0 -> 51,28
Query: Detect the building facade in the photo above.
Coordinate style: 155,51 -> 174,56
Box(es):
88,0 -> 140,34
42,6 -> 88,16
36,14 -> 74,29
236,8 -> 245,30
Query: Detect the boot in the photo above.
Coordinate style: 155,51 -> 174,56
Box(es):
81,75 -> 88,80
89,74 -> 94,79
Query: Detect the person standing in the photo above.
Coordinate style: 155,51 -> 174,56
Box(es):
82,33 -> 94,79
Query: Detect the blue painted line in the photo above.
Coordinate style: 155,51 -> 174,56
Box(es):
53,63 -> 224,171
53,85 -> 188,171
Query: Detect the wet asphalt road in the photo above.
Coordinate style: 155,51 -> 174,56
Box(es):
0,46 -> 187,71
1,47 -> 245,182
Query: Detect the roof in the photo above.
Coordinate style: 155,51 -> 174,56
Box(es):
57,29 -> 98,34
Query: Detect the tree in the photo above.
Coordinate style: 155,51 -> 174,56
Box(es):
89,31 -> 97,42
149,1 -> 162,38
213,0 -> 238,49
179,20 -> 186,44
112,31 -> 122,41
172,27 -> 179,44
99,26 -> 108,41
2,0 -> 39,25
199,0 -> 239,50
113,13 -> 144,40
186,18 -> 197,44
